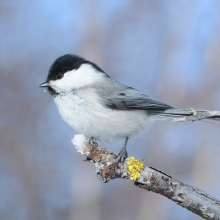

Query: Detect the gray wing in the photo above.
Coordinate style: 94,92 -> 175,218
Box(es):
94,80 -> 220,122
96,82 -> 173,113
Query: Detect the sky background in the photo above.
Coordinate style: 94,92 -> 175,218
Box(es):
1,0 -> 220,219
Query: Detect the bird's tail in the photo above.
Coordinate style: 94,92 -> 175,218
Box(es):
157,108 -> 220,123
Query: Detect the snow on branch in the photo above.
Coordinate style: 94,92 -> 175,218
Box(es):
72,134 -> 220,220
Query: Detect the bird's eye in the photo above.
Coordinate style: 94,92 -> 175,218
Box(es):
56,74 -> 63,79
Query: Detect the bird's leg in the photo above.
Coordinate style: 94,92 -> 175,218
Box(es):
89,137 -> 98,147
117,137 -> 128,163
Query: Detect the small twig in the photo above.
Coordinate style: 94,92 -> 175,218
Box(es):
72,134 -> 220,219
172,110 -> 220,123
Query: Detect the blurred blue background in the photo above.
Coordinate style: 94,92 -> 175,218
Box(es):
1,0 -> 220,219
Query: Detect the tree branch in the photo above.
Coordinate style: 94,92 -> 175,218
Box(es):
171,109 -> 220,123
72,134 -> 220,220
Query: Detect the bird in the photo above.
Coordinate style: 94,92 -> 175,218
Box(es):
40,54 -> 219,162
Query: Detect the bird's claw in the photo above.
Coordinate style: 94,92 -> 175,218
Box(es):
117,147 -> 128,163
89,137 -> 98,147
117,137 -> 129,163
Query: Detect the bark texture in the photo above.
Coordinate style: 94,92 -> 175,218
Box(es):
72,134 -> 220,220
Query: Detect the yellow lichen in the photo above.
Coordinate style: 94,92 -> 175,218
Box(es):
189,109 -> 194,113
127,157 -> 144,181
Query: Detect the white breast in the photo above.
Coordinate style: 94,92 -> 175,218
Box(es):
54,88 -> 150,143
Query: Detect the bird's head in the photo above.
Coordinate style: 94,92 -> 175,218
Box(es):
40,54 -> 106,96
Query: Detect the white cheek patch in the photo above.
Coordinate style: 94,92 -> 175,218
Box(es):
50,64 -> 103,91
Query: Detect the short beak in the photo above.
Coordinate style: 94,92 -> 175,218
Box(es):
39,82 -> 49,87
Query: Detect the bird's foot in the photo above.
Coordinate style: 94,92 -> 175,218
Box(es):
117,146 -> 128,163
89,137 -> 98,147
117,137 -> 128,163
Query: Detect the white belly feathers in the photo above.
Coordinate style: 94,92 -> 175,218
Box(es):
54,89 -> 150,143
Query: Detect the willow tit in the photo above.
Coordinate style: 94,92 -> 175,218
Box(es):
40,54 -> 215,162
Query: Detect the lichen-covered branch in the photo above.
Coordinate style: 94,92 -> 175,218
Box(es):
72,134 -> 220,220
